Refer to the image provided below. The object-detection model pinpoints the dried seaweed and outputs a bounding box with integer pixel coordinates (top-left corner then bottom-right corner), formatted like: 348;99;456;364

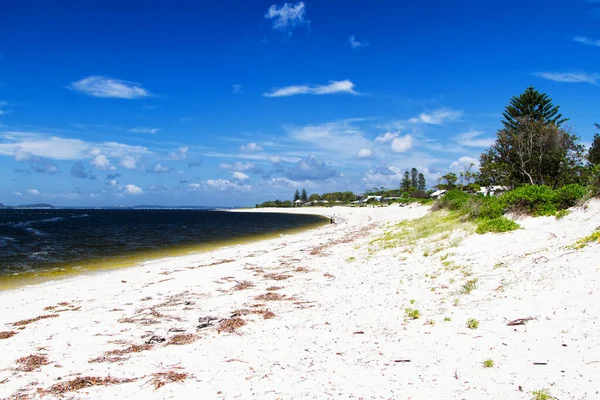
254;292;287;301
11;314;59;327
217;317;246;333
16;354;50;372
167;333;197;345
263;273;291;281
148;370;189;390
0;331;17;339
40;376;137;396
232;281;255;290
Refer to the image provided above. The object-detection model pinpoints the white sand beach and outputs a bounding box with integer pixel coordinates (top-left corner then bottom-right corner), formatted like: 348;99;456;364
1;203;599;399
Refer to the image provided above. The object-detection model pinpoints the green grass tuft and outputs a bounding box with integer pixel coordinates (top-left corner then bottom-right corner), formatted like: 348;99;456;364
531;389;553;400
483;358;494;368
460;278;478;294
476;217;520;234
404;308;420;320
466;318;479;329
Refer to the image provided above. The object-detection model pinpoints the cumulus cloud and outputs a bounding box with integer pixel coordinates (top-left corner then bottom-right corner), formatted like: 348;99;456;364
375;131;399;143
120;155;138;169
148;163;171;173
90;154;116;171
68;76;151;99
391;135;413;153
123;184;143;195
232;171;250;181
71;161;96;180
264;80;357;97
269;156;283;164
285;155;337;181
454;130;495;148
356;148;375;159
129;127;160;134
408;108;463;125
535;72;599;85
348;35;368;48
27;189;41;196
203;179;251;191
450;156;480;174
265;2;308;32
240;142;263;152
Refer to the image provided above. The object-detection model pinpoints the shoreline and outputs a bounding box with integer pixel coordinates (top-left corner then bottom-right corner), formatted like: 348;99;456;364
0;211;329;292
1;204;599;399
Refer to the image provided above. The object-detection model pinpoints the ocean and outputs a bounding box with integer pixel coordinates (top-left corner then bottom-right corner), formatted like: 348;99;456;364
0;209;325;287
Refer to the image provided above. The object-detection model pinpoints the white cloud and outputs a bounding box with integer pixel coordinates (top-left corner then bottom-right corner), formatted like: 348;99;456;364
90;154;116;170
269;156;283;164
454;130;495;148
356;148;375;159
0;133;151;161
285;155;338;181
232;171;250;181
168;146;188;160
391;135;413;153
264;80;357;97
574;36;600;46
220;161;255;171
206;179;251;191
348;35;368;48
123;184;143;195
240;142;263;152
68;76;151;99
120;155;138;169
375;131;399;143
149;163;171;173
535;72;599;85
27;189;41;196
408;108;462;125
265;2;308;32
232;84;242;93
450;156;480;172
0;101;11;115
129;127;160;134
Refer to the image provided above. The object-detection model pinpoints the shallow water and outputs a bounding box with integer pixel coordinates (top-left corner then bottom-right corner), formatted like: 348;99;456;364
0;209;325;287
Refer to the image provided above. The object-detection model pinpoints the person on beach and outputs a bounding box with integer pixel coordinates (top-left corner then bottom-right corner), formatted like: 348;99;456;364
330;216;335;224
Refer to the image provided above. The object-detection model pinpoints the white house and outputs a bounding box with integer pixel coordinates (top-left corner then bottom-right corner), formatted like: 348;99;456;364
477;186;511;197
429;189;447;199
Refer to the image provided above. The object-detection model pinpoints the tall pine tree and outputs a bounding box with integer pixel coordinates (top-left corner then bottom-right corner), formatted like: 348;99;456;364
410;168;418;188
588;124;600;165
502;86;567;130
417;173;426;191
293;189;300;202
401;171;411;192
301;188;308;202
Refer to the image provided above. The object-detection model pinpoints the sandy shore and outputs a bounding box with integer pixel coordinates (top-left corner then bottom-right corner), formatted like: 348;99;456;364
1;203;599;399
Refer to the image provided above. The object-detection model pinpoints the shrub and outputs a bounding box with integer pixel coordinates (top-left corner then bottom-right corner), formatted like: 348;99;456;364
437;190;470;211
531;389;553;400
483;359;494;368
554;184;587;208
500;185;556;214
404;308;420;319
476;217;520;234
474;196;505;219
466;318;479;329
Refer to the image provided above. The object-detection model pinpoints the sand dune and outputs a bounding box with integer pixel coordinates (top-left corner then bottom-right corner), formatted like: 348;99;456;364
1;203;599;399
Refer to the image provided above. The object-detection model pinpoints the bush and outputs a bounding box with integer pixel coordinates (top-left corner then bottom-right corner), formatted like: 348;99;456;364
554;184;587;208
476;217;520;234
436;190;470;211
474;196;505;219
500;185;556;214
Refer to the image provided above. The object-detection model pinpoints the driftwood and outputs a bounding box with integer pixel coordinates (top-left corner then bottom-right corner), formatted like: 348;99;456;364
507;317;535;326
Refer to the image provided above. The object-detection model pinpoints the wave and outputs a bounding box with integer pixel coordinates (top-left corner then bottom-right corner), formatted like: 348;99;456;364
24;227;45;236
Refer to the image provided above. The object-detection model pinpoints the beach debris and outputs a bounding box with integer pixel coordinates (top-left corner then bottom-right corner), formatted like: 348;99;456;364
11;314;59;327
0;331;17;339
167;333;198;346
145;335;166;344
197;316;220;329
40;376;138;396
168;327;186;333
394;359;411;363
148;370;189;390
254;292;289;301
217;317;246;334
89;344;153;363
507;317;536;326
233;281;255;290
353;331;365;335
263;273;292;281
231;309;275;320
533;362;548;365
266;286;283;291
16;354;50;372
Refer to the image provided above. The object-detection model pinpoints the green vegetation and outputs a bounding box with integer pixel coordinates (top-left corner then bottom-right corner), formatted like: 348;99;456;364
531;389;553;400
460;278;479;294
571;230;600;249
476;217;520;234
555;209;570;219
443;316;452;322
404;308;420;320
466;318;479;329
409;299;416;305
482;359;494;368
345;256;356;263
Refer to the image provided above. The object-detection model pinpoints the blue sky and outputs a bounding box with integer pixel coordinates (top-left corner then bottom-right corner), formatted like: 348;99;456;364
1;0;599;206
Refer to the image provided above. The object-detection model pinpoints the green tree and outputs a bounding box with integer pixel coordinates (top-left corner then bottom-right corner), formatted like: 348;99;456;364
437;173;458;190
587;124;600;165
401;171;411;192
480;117;584;188
301;188;308;202
308;193;322;202
502;86;567;130
410;168;418;188
293;189;300;202
417;173;426;191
